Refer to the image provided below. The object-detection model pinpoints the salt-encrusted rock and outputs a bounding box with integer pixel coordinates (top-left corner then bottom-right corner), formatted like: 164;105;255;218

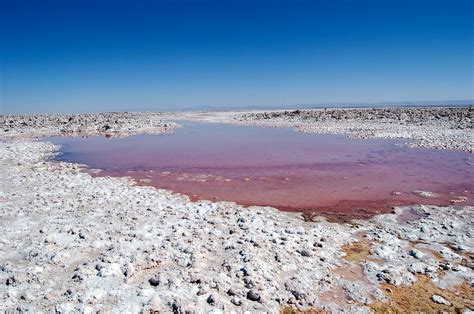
342;281;372;304
374;267;416;286
408;263;438;279
231;296;242;306
412;190;437;198
452;244;470;252
97;263;123;278
431;294;450;305
438;246;462;261
409;249;425;259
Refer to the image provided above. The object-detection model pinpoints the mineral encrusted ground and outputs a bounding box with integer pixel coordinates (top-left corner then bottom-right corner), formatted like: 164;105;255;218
0;109;473;312
166;107;473;152
0;112;178;139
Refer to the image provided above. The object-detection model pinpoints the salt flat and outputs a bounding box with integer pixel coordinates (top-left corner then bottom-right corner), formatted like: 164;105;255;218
0;108;472;312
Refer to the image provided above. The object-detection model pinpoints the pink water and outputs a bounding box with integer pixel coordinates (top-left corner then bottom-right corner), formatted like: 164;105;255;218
51;122;473;222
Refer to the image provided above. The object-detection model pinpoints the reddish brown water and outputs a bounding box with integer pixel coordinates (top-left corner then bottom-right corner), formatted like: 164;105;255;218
51;122;473;222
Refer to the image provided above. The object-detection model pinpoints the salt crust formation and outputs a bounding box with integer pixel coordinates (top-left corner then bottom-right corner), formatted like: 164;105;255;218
0;108;472;312
166;107;473;152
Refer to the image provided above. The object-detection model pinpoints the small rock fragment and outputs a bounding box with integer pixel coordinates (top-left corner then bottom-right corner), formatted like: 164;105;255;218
431;295;450;305
299;249;311;257
207;294;215;305
231;296;242;306
148;276;160;287
409;249;425;259
246;290;261;302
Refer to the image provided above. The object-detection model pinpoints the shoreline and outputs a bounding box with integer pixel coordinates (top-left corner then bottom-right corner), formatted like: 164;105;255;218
1;108;473;312
2;107;472;153
163;107;473;153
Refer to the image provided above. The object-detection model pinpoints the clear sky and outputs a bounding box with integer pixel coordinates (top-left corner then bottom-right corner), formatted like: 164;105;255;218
1;0;473;114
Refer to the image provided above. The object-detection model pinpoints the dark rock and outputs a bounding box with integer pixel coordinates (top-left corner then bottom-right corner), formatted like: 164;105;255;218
299;249;311;257
148;276;160;287
246;290;261;302
207;294;215;305
5;276;16;286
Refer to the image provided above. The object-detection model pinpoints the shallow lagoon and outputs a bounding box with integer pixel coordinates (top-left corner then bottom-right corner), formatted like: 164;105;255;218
51;122;473;221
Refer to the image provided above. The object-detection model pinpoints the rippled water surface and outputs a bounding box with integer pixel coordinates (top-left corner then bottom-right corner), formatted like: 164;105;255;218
50;122;473;221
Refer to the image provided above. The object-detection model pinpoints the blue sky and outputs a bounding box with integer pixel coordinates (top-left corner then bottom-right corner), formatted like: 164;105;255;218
1;0;473;113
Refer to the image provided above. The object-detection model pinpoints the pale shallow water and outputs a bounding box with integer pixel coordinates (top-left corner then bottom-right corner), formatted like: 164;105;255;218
50;122;473;221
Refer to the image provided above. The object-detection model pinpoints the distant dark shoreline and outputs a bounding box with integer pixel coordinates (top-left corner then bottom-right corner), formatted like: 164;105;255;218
2;101;472;115
162;100;473;113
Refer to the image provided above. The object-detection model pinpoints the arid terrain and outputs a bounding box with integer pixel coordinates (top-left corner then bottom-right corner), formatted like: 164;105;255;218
165;107;473;152
0;107;473;312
